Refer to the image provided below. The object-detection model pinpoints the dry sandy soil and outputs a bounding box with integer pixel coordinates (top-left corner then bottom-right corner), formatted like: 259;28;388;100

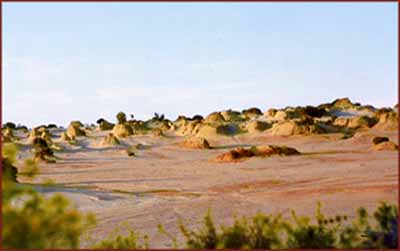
16;128;398;248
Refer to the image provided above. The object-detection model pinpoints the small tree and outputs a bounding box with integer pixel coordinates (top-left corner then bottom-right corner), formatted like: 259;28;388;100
3;122;16;129
32;137;55;162
116;112;127;124
2;143;96;249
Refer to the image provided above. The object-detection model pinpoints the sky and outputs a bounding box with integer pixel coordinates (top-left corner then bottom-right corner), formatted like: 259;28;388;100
3;2;398;127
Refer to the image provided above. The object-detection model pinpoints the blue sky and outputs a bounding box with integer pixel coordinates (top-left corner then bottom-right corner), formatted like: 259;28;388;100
3;2;398;127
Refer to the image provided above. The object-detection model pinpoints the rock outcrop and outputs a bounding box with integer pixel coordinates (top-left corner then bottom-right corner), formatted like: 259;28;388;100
100;133;120;146
246;121;270;133
112;123;133;138
178;137;211;149
67;122;86;138
373;141;398;151
269;120;325;136
242;107;262;119
215;145;300;162
205;112;225;123
373;111;398;131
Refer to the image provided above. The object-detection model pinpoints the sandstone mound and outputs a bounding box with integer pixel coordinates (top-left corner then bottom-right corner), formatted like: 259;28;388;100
373;111;398;131
251;145;300;156
178;137;211;149
70;121;84;128
246;120;270;133
355;105;376;116
196;123;240;138
67;122;86;138
273;110;288;121
333;117;350;127
242;107;262;119
374;108;393;117
269;120;325;136
221;110;244;122
131;121;148;134
272;108;311;122
28;128;40;143
281;107;324;121
348;116;377;129
40;129;53;142
265;108;278;118
331;97;354;109
285;108;307;120
112;123;133;138
152;128;164;137
100;133;120;146
196;124;219;138
174;116;188;128
175;120;202;136
215;147;255;162
372;136;389;145
215;145;300;162
59;132;75;142
205;112;225;123
28;127;53;144
373;141;398;151
155;120;172;131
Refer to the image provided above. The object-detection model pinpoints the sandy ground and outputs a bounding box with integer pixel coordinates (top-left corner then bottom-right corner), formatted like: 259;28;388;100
16;128;398;248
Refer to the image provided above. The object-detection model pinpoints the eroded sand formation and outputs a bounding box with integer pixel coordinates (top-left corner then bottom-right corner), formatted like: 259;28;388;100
2;98;398;248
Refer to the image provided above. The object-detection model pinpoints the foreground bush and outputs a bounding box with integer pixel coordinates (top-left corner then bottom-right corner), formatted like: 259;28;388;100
93;227;149;249
160;202;398;249
2;144;96;249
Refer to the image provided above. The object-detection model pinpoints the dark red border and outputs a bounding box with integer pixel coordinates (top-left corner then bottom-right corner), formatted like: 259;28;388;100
397;1;399;249
0;1;399;250
0;1;3;250
0;0;398;2
2;250;400;251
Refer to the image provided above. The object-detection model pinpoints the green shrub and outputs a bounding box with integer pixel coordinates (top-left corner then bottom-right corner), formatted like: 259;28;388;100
32;137;55;162
2;144;96;249
2;143;19;182
362;202;398;248
116;111;127;124
159;202;398;249
219;213;284;249
284;203;338;248
179;210;219;249
3;122;16;129
93;227;148;249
